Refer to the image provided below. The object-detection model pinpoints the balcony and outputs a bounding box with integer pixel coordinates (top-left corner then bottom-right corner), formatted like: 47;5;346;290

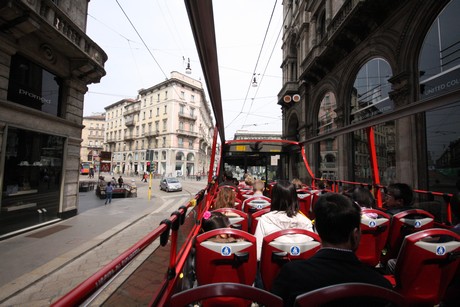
3;0;107;83
144;130;160;138
124;105;140;116
125;117;136;126
124;133;136;140
176;129;199;138
106;138;116;144
178;112;197;121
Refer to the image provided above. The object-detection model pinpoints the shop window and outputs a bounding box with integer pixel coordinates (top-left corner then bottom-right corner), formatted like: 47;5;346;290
7;54;62;117
1;127;64;236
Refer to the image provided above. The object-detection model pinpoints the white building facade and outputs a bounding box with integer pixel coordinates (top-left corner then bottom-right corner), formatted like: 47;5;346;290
104;72;214;178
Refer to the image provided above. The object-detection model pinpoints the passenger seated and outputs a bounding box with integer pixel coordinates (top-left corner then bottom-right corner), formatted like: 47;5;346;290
291;178;304;190
271;193;392;307
254;180;313;261
201;211;242;243
346;186;378;219
384;183;414;215
383;183;419;274
212;187;236;211
219;170;238;188
253;179;265;196
240;173;254;190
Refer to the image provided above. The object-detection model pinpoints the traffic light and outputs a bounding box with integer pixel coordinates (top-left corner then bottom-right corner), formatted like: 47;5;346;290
146;161;151;172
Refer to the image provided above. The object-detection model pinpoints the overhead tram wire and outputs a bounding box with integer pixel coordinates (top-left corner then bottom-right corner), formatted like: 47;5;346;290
115;0;168;80
225;0;278;131
115;0;189;102
242;3;286;129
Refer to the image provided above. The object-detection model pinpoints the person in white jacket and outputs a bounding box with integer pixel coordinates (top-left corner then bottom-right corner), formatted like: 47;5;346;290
254;180;314;261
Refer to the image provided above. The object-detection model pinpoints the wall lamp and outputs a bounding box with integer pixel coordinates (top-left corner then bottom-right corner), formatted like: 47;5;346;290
283;94;301;103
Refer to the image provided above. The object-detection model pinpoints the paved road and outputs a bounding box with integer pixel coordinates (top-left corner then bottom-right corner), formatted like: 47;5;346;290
0;175;206;306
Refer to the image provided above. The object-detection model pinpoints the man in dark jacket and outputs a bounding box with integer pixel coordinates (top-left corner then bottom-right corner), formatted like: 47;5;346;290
271;193;392;306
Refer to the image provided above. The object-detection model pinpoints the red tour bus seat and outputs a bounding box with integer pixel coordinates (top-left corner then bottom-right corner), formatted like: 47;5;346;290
242;196;271;214
294;282;406;307
168;282;283;307
249;207;270;234
355;209;391;267
260;228;321;291
389;228;460;306
297;191;319;219
194;228;257;286
383;209;434;263
213;208;249;232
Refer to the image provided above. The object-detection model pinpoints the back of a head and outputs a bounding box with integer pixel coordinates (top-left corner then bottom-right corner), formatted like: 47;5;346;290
387;183;414;206
253;179;264;192
314;193;361;244
271;180;298;217
224;170;233;180
292;178;303;190
244;175;254;186
202;211;230;232
215;187;235;209
352;187;375;208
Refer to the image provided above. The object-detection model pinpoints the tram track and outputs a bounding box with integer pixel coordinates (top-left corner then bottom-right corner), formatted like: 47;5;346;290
0;180;205;306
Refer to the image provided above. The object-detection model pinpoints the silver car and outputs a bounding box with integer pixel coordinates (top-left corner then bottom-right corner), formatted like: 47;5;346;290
160;177;182;192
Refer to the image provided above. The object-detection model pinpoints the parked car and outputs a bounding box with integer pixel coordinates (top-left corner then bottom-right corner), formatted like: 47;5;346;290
160;177;182;192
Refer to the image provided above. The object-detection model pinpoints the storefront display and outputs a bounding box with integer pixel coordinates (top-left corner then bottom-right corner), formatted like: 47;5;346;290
1;127;65;236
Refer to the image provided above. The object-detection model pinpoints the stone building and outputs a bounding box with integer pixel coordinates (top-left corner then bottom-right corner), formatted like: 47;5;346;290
80;114;105;173
0;0;106;237
104;71;214;178
279;0;460;192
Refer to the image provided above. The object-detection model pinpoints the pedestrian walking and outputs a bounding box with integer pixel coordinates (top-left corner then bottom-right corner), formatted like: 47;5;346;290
118;176;124;188
105;182;113;205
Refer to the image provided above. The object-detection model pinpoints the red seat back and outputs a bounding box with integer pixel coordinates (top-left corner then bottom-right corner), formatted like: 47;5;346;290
233;198;243;211
384;209;434;262
195;228;257;286
294;283;406;307
392;228;460;305
249;208;270;234
260;229;321;291
168;282;283;307
213;208;248;232
356;209;391;267
243;196;271;214
297;192;320;219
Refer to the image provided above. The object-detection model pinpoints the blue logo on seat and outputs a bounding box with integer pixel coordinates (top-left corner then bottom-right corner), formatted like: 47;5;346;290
436;246;446;256
290;246;300;256
369;220;376;228
221;246;231;256
414;220;421;228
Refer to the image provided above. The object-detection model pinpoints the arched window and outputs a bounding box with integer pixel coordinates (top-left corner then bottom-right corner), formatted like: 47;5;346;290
317;92;337;135
187;153;195;162
176;152;184;161
317;92;338;180
350;58;393;123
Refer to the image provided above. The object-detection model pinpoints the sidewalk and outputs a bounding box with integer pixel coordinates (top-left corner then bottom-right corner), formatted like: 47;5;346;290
0;175;204;306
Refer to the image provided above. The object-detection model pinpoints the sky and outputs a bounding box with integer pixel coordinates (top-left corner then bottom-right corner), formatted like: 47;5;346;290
85;0;284;140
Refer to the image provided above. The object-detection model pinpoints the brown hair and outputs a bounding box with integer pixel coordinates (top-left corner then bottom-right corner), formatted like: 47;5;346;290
214;187;236;209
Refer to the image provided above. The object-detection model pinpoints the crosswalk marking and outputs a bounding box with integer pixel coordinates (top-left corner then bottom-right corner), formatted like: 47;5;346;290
152;197;190;214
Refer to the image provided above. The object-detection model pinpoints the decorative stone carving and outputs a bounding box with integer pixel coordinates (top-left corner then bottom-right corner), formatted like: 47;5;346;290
388;72;411;107
40;44;56;63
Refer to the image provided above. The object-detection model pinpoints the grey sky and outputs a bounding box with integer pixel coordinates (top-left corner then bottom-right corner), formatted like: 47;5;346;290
85;0;283;139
